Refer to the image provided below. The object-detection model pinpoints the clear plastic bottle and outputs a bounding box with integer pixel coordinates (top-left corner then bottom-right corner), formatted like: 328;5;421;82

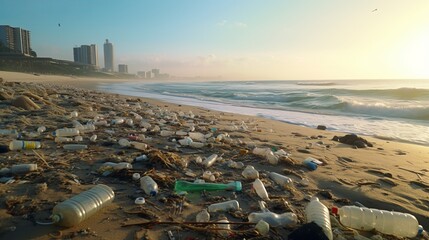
0;129;19;137
76;124;96;133
10;164;38;174
332;206;422;238
202;154;218;168
265;151;279;165
51;184;115;227
196;209;210;222
140;176;159;196
9;140;41;150
54;128;80;137
55;137;73;143
131;141;147;150
242;165;259;180
63;144;88;150
269;172;293;189
248;201;298;227
208;200;240;212
253;179;269;200
305;197;333;240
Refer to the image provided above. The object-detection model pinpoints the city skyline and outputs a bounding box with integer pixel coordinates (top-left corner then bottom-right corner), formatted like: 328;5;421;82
1;0;429;79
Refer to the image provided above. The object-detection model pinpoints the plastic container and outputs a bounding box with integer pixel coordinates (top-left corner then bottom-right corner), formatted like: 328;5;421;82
51;184;115;227
174;180;242;192
305;197;333;240
0;129;19;137
132;173;141;181
135;154;148;162
217;218;231;237
9;140;41;150
303;157;319;171
202;154;218;168
76;124;96;133
248;201;298;227
140;176;159;196
269;172;293;189
10;164;38;174
332;206;422;238
253;147;270;156
63;144;87;150
196;209;210;222
253;179;269;200
208;200;240;212
131;141;147;150
242;165;259;180
255;220;270;235
55;137;73;143
265;151;279;165
202;171;216;181
54;128;80;137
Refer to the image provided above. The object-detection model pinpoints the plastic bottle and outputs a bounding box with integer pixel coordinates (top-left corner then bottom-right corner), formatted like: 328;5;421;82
74;136;83;142
248;201;298;227
189;132;205;142
217;218;231;237
135;154;148;162
160;130;175;137
54;128;80;137
255;220;270;235
265;151;279;165
269;172;293;189
9;140;41;150
63;144;88;150
208;200;240;212
112;118;124;125
131;141;147;150
55;137;73;143
101;162;133;170
202;154;218;168
174;180;242;192
51;184;115;227
10;164;38;174
196;209;210;222
0;129;19;137
332;206;422;238
303;157;319;171
253;179;269;200
253;147;270;156
140;176;159;196
76;124;96;133
305;197;333;240
178;137;193;146
242;165;259;180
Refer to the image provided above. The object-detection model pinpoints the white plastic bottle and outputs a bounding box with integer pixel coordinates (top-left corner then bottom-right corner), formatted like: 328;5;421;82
332;206;422;238
140;176;159;196
242;165;259;180
248;201;298;227
54;128;80;137
208;200;240;212
305;197;333;240
202;154;218;168
51;184;115;227
9;140;41;150
253;179;269;200
269;172;293;189
10;164;38;174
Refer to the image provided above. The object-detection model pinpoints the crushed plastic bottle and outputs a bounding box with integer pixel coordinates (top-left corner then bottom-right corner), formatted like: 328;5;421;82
208;200;240;212
248;201;298;227
202;154;218;168
269;172;293;189
253;179;269;200
242;165;259;179
196;209;210;222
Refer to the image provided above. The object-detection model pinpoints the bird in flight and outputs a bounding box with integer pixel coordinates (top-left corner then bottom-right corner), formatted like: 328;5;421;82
372;8;378;12
58;23;61;27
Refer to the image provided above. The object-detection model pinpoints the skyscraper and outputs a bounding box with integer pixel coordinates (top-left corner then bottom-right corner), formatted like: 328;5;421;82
104;39;114;72
72;44;99;67
118;64;128;73
0;25;31;56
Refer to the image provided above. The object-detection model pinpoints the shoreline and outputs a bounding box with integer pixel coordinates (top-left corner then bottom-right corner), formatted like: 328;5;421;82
1;71;429;239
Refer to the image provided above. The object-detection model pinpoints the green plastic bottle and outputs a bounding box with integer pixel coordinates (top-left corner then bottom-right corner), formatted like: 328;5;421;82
174;180;242;192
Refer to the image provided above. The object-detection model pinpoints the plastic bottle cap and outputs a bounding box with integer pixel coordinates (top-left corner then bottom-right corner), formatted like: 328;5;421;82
51;214;61;223
234;181;242;191
331;206;339;215
418;225;424;235
0;145;9;153
150;190;157;196
135;197;145;205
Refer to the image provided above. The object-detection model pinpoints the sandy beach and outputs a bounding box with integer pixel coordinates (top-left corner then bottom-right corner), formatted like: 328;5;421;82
0;71;429;240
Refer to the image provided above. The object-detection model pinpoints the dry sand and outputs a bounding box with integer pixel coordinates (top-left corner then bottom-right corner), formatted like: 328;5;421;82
0;71;428;240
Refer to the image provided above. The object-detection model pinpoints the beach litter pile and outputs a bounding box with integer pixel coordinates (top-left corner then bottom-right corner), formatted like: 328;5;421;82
0;80;427;240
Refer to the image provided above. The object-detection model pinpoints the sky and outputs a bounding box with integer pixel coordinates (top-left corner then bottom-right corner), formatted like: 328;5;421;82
2;0;429;80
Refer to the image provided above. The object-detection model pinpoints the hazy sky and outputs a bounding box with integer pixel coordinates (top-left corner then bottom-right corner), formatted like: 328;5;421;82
2;0;429;80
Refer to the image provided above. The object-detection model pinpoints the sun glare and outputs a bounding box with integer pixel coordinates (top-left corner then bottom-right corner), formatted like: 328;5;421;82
396;31;429;78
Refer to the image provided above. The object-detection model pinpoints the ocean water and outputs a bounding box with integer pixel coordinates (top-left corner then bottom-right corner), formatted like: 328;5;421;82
99;80;429;145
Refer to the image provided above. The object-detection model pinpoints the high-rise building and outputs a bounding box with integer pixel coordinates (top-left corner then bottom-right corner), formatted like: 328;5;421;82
145;71;152;79
151;68;160;78
0;25;31;56
104;39;114;72
118;64;128;73
72;44;98;67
